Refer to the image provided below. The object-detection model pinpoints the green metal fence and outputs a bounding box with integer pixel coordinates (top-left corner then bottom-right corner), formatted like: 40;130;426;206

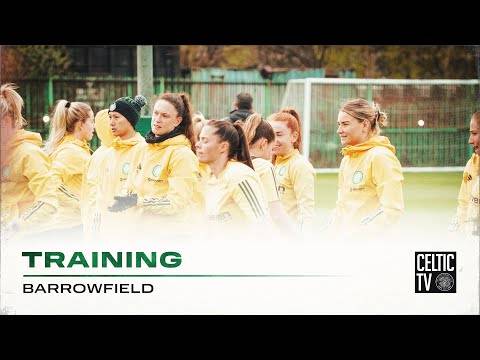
15;76;288;142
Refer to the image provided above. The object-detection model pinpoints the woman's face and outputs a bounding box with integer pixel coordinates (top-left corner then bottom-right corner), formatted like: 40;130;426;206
195;125;225;164
78;111;95;141
469;117;479;155
151;100;182;136
1;110;16;145
337;111;369;146
269;121;296;156
109;111;133;139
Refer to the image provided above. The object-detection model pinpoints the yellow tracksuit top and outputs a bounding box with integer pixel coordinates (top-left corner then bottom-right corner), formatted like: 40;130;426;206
49;134;91;229
101;133;146;204
128;134;202;232
201;160;268;225
80;144;111;236
1;129;58;232
333;135;404;230
252;157;280;204
455;153;479;234
80;109;115;235
274;148;315;228
96;133;146;234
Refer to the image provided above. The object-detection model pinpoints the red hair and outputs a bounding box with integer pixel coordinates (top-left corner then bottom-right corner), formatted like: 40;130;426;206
267;107;302;151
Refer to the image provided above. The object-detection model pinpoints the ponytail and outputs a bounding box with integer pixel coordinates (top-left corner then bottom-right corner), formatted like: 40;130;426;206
44;100;93;155
242;113;263;145
45;100;69;155
232;122;254;169
0;83;27;129
280;107;302;150
159;92;196;152
207;119;254;170
372;102;388;131
179;92;196;151
241;113;275;147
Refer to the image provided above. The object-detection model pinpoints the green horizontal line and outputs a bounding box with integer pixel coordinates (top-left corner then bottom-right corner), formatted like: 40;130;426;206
23;274;342;278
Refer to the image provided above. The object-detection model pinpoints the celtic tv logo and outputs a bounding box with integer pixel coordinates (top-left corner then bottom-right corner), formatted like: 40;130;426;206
415;252;456;293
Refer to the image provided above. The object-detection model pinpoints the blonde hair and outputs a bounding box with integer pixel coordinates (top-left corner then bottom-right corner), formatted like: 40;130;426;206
192;111;207;140
44;100;93;155
242;113;275;146
340;98;388;136
192;111;206;124
0;83;27;129
472;111;480;124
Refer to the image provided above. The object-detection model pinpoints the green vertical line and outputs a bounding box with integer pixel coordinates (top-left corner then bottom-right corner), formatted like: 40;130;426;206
25;82;31;119
159;77;164;94
264;80;271;115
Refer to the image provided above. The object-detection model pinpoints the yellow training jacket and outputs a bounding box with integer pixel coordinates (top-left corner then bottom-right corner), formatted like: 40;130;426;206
96;133;146;234
128;134;202;233
102;133;146;203
455;153;479;235
201;160;268;226
274;149;315;229
252;157;280;204
80;109;114;237
1;129;58;233
332;135;404;231
49;134;91;229
80;144;111;236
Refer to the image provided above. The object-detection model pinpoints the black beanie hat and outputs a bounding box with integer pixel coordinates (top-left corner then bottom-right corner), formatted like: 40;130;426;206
108;95;147;127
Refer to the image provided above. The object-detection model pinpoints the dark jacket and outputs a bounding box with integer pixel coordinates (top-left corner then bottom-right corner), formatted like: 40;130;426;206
224;109;253;123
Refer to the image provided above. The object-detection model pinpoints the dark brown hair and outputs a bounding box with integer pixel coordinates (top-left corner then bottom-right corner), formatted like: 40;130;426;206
207;119;254;169
158;92;196;151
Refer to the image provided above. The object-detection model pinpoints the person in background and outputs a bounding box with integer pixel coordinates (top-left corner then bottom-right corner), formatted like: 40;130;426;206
223;92;254;123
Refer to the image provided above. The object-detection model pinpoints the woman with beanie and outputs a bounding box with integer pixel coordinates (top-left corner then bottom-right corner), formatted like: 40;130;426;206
92;95;147;236
267;108;315;233
44;99;94;234
1;83;58;237
330;98;404;236
110;92;201;236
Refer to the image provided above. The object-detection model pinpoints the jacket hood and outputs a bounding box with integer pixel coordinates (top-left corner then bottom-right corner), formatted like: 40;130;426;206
94;109;115;147
341;136;396;157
